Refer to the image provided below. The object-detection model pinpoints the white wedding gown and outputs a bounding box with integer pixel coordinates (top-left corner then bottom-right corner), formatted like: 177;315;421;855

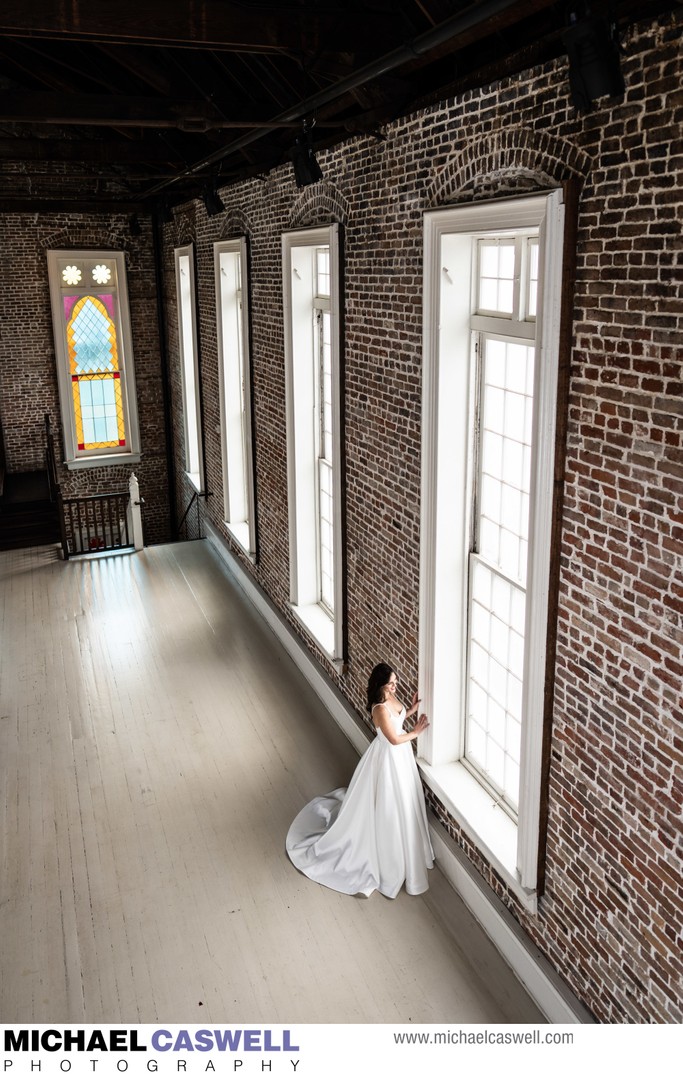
286;705;434;898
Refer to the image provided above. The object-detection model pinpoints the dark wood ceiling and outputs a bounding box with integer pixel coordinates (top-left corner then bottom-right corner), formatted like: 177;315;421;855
0;0;674;213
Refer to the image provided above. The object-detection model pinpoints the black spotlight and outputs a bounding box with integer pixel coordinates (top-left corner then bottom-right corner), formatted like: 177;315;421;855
291;120;323;188
563;6;625;111
202;181;225;216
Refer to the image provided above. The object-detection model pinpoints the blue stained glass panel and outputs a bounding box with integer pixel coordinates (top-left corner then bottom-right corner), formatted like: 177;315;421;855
79;379;119;444
72;299;115;374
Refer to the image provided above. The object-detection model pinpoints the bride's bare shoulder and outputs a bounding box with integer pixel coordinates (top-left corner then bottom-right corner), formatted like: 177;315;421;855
370;701;390;726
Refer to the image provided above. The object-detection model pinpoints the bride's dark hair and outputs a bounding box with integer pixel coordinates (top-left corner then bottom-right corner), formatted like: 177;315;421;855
366;663;395;711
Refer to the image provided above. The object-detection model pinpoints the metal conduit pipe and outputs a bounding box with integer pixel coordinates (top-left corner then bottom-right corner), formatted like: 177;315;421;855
145;0;532;199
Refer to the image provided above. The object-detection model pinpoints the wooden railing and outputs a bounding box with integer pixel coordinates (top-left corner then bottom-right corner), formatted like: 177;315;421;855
60;490;133;558
44;414;144;560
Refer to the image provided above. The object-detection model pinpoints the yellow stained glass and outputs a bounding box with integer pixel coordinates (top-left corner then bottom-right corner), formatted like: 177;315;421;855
66;295;126;450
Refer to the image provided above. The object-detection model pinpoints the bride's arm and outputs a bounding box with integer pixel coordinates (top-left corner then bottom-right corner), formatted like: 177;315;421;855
373;703;429;746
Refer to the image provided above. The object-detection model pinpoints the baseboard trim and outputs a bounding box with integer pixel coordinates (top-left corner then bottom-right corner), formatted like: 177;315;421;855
204;523;593;1025
205;522;368;756
427;822;594;1024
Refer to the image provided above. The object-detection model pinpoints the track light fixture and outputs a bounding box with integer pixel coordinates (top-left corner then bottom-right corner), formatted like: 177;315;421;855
156;200;174;224
202;181;225;216
291;118;323;188
563;4;624;111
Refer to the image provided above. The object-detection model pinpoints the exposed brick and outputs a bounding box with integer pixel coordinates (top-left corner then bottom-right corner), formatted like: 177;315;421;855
0;5;680;1028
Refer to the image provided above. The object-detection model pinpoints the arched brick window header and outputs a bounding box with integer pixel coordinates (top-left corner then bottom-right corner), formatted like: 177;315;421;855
428;127;591;206
217;209;253;240
289;182;350;229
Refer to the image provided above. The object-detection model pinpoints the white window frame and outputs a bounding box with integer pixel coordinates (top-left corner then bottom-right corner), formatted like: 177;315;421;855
282;225;344;665
47;249;141;469
174;245;204;492
418;192;565;907
214;237;257;559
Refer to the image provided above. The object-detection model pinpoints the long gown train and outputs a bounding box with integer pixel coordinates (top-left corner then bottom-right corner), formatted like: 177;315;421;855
286;706;434;898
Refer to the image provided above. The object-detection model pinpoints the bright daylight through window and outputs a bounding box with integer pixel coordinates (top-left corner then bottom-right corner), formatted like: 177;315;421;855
282;225;344;664
420;193;565;904
214;237;257;559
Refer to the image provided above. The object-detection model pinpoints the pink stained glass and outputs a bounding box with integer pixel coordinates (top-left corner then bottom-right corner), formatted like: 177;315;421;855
64;292;115;321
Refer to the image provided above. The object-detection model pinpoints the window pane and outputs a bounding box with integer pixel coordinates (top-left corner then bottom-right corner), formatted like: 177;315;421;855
484;385;505;434
481;430;503;481
66;292;126;449
477;239;515;315
466;558;526;812
481;474;502;525
478;338;535;586
316;247;330;298
178;254;201;478
469;330;536;812
318;453;334;613
218;247;251;530
527;238;539;318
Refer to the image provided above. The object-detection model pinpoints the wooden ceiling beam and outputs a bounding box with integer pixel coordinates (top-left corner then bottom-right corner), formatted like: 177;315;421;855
0;137;181;163
0;197;147;213
0;1;406;55
0;92;325;131
93;44;173;96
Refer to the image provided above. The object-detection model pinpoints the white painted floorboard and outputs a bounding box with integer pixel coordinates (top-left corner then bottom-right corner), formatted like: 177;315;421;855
0;541;543;1024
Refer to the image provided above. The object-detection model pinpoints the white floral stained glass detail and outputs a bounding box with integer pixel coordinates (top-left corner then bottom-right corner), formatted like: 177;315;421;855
92;264;112;284
62;265;82;286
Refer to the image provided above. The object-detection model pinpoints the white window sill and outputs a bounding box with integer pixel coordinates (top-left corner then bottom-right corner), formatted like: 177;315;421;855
289;602;343;671
66;452;141;470
186;470;204;493
225;521;256;562
417;757;537;912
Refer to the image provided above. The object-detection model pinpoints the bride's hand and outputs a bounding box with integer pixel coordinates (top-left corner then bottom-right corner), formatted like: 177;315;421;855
414;713;429;734
409;690;421;716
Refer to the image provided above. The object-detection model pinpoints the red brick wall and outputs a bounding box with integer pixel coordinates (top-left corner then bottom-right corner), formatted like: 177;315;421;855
161;11;682;1021
0;213;172;545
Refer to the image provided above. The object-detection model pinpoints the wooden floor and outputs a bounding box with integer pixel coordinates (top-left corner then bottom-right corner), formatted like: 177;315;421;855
0;540;543;1024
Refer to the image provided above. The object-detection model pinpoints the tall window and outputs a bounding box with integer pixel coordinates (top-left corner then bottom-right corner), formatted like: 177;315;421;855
314;247;335;613
214;238;257;558
282;225;344;664
466;236;539;816
420;193;565;902
47;250;140;468
174;245;204;492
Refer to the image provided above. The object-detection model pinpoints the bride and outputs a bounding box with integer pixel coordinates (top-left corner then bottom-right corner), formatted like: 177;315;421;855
286;663;434;898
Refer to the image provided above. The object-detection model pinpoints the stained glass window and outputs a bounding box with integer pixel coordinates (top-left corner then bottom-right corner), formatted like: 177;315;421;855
47;251;140;466
66;295;126;449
